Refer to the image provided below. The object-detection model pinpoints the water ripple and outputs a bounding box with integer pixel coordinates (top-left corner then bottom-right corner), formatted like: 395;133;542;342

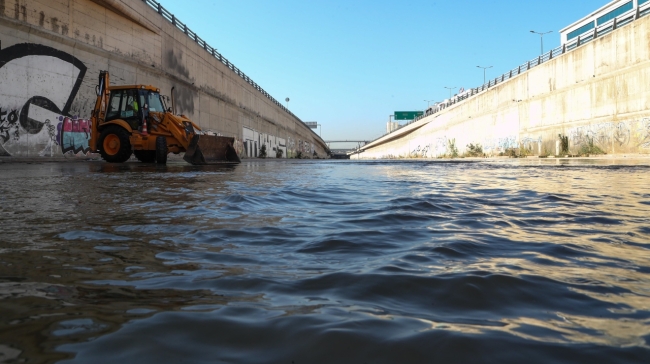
1;160;649;363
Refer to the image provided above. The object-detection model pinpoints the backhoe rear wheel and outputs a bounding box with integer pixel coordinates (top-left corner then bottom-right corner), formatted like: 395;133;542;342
134;150;156;163
99;125;132;163
155;136;168;165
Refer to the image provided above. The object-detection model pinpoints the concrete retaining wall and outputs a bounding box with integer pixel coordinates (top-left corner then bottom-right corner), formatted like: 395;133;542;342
355;12;650;159
0;0;326;159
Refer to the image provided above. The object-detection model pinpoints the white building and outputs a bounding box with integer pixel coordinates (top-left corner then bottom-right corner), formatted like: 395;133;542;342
560;0;650;44
386;121;400;134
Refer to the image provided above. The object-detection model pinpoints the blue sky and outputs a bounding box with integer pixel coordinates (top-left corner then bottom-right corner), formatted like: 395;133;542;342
158;0;609;143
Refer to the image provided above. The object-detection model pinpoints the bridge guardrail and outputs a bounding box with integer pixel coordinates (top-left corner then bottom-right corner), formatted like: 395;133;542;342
382;2;650;140
141;0;311;128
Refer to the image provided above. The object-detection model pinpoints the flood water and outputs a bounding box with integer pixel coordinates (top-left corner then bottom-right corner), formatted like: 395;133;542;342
0;159;649;363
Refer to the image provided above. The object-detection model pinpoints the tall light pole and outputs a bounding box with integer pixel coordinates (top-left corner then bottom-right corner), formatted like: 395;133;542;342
424;100;434;108
285;97;290;108
476;65;492;84
530;30;552;55
444;87;456;99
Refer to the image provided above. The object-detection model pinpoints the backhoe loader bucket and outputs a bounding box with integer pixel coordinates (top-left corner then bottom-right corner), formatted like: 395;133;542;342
183;135;242;165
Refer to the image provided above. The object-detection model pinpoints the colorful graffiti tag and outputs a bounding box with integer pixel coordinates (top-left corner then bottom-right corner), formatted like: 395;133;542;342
57;117;92;154
0;43;88;156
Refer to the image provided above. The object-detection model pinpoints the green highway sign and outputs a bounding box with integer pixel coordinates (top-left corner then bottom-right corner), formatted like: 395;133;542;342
394;111;424;120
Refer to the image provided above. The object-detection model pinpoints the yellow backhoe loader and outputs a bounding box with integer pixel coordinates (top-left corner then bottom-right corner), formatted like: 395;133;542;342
88;71;241;165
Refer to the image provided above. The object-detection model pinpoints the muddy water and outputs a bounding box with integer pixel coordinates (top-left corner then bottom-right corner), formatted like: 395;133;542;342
0;159;649;363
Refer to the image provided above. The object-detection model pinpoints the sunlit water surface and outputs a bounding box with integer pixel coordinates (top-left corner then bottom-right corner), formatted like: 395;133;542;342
0;159;649;363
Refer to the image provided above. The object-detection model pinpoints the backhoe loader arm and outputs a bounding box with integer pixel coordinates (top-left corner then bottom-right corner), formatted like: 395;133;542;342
89;71;110;152
159;113;194;150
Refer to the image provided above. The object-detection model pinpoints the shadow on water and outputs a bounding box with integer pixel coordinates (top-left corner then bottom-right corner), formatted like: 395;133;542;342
91;161;239;174
0;159;649;363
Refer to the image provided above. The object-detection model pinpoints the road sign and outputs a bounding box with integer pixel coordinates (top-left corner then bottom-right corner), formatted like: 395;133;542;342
305;122;318;129
394;111;424;120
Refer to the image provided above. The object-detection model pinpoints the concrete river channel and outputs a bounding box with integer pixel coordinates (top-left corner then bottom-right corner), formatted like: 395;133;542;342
0;158;649;363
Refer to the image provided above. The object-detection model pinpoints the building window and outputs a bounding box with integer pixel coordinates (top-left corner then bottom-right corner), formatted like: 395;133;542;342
597;1;634;25
639;0;649;5
567;21;595;40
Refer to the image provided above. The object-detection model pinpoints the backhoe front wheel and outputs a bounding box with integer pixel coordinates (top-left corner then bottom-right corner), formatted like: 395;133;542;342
155;136;168;165
99;126;132;163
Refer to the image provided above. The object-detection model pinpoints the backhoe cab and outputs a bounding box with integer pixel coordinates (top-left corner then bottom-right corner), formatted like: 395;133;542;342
88;71;241;165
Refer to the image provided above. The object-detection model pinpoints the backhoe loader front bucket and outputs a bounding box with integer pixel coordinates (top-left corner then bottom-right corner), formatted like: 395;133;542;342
183;135;242;165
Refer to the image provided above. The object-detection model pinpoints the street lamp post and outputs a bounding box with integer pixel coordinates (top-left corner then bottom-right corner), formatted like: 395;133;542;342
285;97;290;108
444;87;457;99
424;100;434;108
476;65;492;84
530;30;552;55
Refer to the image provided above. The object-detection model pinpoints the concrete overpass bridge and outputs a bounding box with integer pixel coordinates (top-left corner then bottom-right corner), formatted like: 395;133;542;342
325;141;370;159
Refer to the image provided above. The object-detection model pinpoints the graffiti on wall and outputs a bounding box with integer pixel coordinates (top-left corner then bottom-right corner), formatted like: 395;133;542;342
564;118;650;152
432;137;447;157
233;138;245;157
521;136;542;148
281;138;313;157
569;122;613;150
410;144;431;158
637;118;650;148
613;122;631;147
242;127;289;158
483;135;518;152
0;108;19;156
0;43;88;156
57;117;91;154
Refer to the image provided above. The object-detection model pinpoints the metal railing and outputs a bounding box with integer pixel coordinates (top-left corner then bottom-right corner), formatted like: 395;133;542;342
383;2;650;139
141;0;305;126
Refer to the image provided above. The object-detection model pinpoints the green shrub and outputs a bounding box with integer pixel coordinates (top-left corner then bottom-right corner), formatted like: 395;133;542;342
558;134;569;154
465;143;484;157
579;137;605;156
447;138;459;158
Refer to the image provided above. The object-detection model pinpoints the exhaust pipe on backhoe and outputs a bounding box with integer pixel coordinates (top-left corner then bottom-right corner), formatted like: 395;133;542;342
170;86;177;115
